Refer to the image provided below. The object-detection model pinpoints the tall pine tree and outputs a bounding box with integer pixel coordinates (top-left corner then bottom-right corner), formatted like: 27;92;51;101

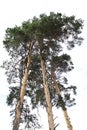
3;12;83;130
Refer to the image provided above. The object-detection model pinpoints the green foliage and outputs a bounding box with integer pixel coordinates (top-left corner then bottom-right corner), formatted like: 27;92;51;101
6;86;20;106
51;54;74;72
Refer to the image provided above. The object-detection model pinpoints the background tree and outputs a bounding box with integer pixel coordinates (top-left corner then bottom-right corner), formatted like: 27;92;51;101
3;12;83;130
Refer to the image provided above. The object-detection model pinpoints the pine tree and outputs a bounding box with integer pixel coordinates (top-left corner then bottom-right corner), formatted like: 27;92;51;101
3;24;40;130
3;12;83;130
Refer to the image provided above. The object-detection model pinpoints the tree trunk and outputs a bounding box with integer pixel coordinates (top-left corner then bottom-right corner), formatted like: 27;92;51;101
13;41;34;130
52;72;73;130
39;43;55;130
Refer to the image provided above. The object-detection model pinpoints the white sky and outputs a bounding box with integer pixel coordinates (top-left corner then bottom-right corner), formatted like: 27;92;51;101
0;0;87;130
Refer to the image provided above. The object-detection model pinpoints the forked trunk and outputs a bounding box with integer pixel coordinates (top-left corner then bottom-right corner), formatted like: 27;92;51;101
13;41;34;130
52;72;73;130
39;43;55;130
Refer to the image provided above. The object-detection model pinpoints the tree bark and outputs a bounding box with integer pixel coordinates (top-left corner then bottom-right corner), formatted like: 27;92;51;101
39;43;55;130
52;72;73;130
13;41;34;130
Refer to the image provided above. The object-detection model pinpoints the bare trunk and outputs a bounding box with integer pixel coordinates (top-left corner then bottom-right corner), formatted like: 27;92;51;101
13;41;34;130
52;72;73;130
39;43;54;130
62;108;73;130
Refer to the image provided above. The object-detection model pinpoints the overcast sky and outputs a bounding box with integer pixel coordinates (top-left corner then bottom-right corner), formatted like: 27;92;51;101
0;0;87;130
